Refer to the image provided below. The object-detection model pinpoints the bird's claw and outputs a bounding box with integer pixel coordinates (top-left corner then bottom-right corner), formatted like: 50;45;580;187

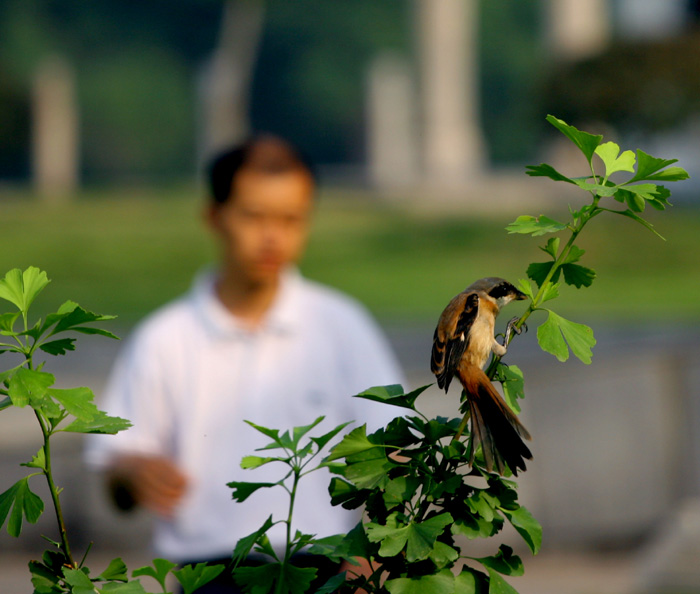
504;317;526;346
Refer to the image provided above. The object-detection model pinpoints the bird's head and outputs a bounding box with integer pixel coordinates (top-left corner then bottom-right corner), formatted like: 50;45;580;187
468;277;527;310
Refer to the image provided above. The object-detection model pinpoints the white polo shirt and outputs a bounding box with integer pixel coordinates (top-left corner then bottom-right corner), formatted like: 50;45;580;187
86;268;404;562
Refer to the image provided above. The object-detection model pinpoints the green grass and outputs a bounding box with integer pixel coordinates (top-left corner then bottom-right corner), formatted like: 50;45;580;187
1;185;699;328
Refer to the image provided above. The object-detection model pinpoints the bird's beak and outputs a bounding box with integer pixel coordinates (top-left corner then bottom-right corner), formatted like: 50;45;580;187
514;289;528;301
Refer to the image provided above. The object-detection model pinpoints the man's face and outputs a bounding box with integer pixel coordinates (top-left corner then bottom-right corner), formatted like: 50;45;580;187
208;169;314;286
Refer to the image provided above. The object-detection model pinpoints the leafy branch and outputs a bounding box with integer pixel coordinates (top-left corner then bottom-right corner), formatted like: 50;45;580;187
228;416;353;594
0;267;224;593
500;115;688;366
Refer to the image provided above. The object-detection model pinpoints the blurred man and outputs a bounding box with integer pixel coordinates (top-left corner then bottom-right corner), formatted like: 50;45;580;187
86;136;403;592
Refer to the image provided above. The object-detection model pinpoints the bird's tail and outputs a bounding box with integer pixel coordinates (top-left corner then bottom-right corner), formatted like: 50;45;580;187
458;363;532;476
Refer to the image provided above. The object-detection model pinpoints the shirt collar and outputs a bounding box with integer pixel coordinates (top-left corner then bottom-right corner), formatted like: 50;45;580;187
192;267;303;338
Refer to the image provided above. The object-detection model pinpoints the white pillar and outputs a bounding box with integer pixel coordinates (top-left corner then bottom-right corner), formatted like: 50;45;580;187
417;0;485;186
366;53;419;189
32;55;79;201
547;0;611;61
197;0;265;162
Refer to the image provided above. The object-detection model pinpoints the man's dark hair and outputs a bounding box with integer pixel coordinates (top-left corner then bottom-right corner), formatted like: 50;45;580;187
207;135;316;205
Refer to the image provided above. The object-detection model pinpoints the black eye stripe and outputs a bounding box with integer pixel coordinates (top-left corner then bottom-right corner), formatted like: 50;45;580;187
488;283;512;298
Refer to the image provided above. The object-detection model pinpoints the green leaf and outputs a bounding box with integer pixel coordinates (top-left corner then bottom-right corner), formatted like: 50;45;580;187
526;262;555;288
562;263;596;288
572;179;618;196
516;279;534;301
98;558;129;582
467;491;499;523
328;425;377;461
494;364;524;413
228;480;279;503
328;477;367;510
429;541;460;568
614;188;646;212
486;570;519;594
595;142;635;178
241;455;282;469
539;282;560;304
539;237;560;259
524;163;574;184
452;514;504;540
341;447;395;490
502;506;542;554
537;310;596;364
546;115;603;164
48;303;118;339
132;558;177;592
29;559;63;594
62;567;96;594
599;207;665;240
0;267;50;312
233;563;316;594
8;368;54;408
232;515;277;566
385;569;455;594
173;562;226;594
454;568;487;594
291;416;325;448
475;545;524;577
506;215;567;237
0;311;20;334
647;185;672;210
366;512;453;562
99;581;148;594
21;447;46;471
39;338;77;356
354;383;430;411
310;421;353;451
244;420;291;451
382;476;421;507
625;183;663;205
629;149;688;183
49;387;98;422
62;410;132;434
0;478;45;537
314;572;348;594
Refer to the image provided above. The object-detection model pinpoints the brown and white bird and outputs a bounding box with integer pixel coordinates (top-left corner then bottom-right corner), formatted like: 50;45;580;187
431;277;532;475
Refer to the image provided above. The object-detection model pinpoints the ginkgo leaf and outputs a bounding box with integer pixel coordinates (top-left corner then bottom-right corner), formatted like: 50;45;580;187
546;115;603;164
474;545;524;577
629;150;687;182
506;215;567;237
0;268;50;313
537;310;596;364
525;163;574;183
594;141;636;177
0;477;44;537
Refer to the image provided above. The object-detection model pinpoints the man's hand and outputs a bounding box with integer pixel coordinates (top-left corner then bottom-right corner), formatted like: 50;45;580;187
107;454;189;518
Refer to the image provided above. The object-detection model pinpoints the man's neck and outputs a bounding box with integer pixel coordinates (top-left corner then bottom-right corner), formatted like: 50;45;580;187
214;269;281;328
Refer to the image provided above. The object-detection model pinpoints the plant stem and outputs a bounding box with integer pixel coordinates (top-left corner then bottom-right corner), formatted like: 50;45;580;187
35;410;75;568
275;464;300;594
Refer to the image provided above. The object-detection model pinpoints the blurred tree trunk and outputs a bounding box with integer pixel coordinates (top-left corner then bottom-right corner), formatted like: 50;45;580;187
416;0;485;186
32;55;79;202
197;0;266;162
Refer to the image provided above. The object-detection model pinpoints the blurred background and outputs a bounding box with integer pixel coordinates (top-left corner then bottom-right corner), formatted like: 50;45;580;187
1;1;700;593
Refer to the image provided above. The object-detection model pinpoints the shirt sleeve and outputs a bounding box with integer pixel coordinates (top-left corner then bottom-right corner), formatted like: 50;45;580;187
84;323;176;469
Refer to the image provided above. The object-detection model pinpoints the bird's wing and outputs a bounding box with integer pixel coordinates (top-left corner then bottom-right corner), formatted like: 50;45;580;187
431;291;479;391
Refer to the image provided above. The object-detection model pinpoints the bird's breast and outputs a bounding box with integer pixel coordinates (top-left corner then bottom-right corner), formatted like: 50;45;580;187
465;312;495;369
